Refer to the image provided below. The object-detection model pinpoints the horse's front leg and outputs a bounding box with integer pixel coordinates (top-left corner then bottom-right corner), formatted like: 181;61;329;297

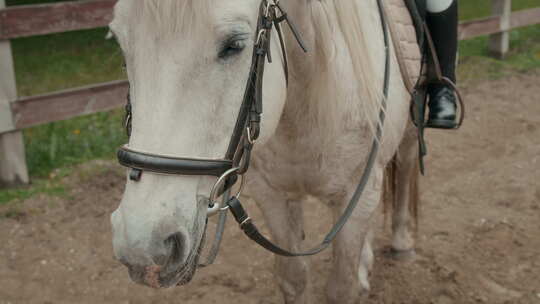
247;175;309;304
391;128;419;259
326;167;383;304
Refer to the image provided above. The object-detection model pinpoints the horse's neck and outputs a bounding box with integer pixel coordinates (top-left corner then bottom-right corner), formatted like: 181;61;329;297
278;0;386;142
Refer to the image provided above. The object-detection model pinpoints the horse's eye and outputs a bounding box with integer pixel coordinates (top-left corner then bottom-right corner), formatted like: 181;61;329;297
218;39;246;59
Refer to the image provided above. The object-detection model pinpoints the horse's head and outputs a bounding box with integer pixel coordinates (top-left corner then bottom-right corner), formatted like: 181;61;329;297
109;0;288;288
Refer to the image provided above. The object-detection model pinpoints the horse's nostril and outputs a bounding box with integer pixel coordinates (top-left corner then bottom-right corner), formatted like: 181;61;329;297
161;232;186;266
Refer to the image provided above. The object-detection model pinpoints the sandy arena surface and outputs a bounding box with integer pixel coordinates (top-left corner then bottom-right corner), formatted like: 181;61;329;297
1;71;539;304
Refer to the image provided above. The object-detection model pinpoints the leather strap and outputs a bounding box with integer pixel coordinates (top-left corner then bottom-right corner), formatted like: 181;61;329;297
409;22;466;174
226;1;306;161
224;0;391;257
198;190;230;268
117;146;233;177
423;23;465;128
118;1;305;180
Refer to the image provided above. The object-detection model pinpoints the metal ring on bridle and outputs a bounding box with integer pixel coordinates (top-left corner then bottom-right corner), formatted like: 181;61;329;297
246;127;257;145
207;167;245;216
218;173;245;212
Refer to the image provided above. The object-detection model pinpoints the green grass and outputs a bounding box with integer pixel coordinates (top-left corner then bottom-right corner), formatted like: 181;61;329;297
0;167;69;205
458;26;540;81
11;27;128;179
1;0;539;204
8;0;127;181
459;0;539;20
13;28;125;96
1;3;128;204
458;0;540;80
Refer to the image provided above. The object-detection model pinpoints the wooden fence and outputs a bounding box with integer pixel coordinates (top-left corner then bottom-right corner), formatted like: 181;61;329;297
0;0;539;185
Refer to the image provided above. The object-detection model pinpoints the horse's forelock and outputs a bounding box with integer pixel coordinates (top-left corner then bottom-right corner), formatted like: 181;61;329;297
134;0;213;35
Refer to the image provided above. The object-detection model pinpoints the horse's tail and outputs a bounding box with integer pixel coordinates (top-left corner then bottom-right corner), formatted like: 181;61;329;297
383;154;420;231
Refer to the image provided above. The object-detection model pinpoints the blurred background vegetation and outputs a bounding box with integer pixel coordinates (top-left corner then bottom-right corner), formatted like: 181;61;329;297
1;0;539;204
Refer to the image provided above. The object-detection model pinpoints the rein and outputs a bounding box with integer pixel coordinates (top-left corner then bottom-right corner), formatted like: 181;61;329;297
117;0;391;260
226;0;391;257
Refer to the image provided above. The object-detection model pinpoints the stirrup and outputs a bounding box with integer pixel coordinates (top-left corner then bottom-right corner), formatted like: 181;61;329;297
426;78;464;130
425;118;458;129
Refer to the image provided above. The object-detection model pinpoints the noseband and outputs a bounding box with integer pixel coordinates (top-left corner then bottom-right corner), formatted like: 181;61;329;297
117;0;391;258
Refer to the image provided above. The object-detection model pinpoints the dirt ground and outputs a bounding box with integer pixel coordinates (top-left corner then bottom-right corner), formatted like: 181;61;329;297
1;71;539;304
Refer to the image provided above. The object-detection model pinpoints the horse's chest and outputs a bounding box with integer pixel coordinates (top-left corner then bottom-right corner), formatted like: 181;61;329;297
253;130;373;196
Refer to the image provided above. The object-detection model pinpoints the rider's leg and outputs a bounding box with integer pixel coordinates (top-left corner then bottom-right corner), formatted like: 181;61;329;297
425;0;459;129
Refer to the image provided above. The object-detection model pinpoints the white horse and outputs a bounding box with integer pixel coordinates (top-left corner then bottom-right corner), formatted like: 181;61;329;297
110;0;419;303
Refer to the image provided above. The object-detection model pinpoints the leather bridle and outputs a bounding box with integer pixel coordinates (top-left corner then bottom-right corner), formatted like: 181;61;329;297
118;0;305;213
117;0;391;259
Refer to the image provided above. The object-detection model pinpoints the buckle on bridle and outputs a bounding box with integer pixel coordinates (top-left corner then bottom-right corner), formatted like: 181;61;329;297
208;168;246;216
246;126;258;145
255;29;268;47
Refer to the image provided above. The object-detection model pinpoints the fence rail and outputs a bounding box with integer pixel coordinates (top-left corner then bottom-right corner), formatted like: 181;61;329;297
0;0;115;39
0;0;539;185
2;0;539;41
459;7;540;39
12;80;128;129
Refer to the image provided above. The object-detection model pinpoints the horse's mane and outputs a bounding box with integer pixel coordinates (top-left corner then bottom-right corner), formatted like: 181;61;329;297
307;0;386;140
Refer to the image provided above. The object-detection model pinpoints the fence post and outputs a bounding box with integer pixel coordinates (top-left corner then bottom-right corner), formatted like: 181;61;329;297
0;0;29;186
489;0;512;59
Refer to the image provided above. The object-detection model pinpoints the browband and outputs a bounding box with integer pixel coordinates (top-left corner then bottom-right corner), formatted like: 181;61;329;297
117;146;233;178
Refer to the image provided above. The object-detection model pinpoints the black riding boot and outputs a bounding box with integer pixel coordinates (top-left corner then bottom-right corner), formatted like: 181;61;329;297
425;0;459;129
